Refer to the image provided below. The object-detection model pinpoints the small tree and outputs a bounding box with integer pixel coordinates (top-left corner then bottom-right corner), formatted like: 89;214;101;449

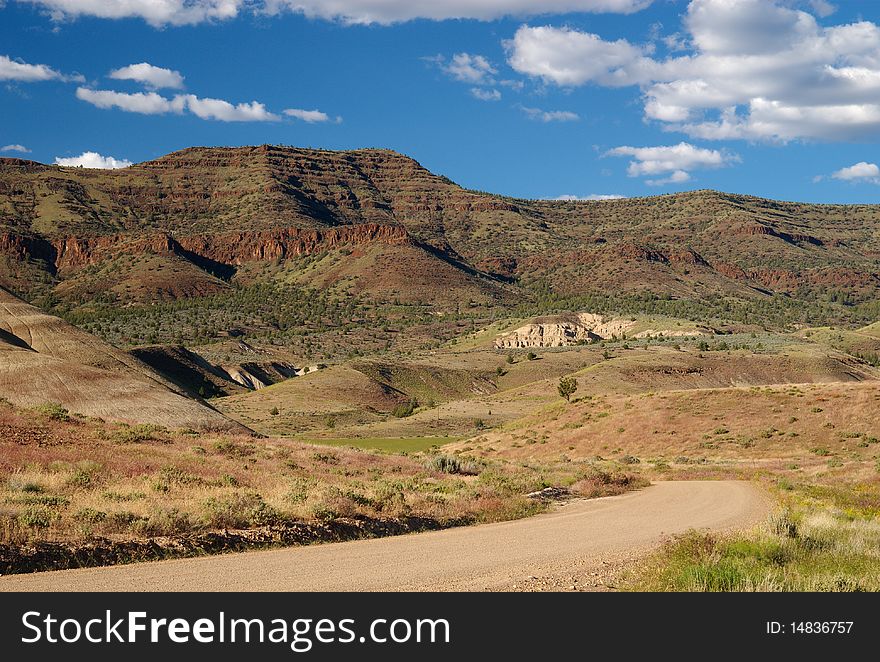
558;376;578;402
506;353;515;364
527;352;537;361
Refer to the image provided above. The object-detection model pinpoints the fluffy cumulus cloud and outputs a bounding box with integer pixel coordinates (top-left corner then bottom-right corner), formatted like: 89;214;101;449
1;144;31;153
519;105;579;122
54;151;132;169
109;63;185;90
0;54;68;82
829;161;880;184
182;94;279;121
76;87;281;121
263;1;654;25
605;142;738;185
507;0;880;142
15;0;244;27
284;108;339;123
76;87;185;115
506;26;655;87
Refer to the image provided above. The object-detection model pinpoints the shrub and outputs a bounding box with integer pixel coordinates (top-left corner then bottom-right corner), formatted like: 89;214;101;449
426;455;483;476
17;507;57;528
150;467;205;492
311;452;339;465
771;512;799;538
66;462;103;488
33;402;70;422
111;423;165;444
7;475;44;493
392;400;418;418
74;508;107;523
202;493;280;529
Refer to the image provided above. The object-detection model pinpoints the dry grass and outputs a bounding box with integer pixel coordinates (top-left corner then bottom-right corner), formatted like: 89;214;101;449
0;401;642;560
626;486;880;592
458;381;880;480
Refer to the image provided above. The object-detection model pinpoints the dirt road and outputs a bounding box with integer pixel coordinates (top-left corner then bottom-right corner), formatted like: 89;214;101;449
0;481;768;592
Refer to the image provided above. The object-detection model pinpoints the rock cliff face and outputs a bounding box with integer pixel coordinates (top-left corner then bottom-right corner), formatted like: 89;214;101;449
495;313;713;348
6;224;412;272
175;224;411;265
495;314;632;348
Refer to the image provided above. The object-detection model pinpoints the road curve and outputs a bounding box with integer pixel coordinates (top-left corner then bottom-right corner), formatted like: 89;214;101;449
0;481;768;592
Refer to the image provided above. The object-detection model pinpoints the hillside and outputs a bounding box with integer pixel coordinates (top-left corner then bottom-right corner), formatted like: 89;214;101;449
1;146;879;321
0;286;247;431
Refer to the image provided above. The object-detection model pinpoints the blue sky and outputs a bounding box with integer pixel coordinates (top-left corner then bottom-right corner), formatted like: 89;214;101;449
2;0;880;203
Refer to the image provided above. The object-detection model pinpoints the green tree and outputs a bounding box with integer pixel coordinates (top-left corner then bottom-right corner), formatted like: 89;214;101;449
558;376;578;402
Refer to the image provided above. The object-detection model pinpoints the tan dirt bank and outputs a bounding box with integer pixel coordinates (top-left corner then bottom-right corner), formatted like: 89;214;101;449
0;481;769;592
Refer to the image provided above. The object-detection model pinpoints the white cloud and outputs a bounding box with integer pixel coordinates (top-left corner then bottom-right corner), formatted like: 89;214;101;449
0;54;64;81
263;1;654;25
1;144;31;153
519;105;579;122
554;194;625;200
180;94;279;122
443;53;497;84
109;63;185;90
506;25;655;87
432;53;509;101
76;87;184;115
645;170;691;186
284;108;339;123
17;0;656;26
16;0;244;27
506;0;880;142
54;151;132;169
829;161;880;183
807;0;835;18
605;141;738;184
76;87;280;122
471;87;501;101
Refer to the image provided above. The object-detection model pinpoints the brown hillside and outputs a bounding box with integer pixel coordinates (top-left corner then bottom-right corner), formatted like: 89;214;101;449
1;146;879;308
0;286;247;432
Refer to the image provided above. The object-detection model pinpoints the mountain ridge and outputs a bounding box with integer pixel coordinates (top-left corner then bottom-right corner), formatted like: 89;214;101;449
1;145;879;311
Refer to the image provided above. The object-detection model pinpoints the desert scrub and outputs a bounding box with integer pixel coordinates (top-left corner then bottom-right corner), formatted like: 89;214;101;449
571;467;648;498
0;403;647;567
391;400;418;418
425;455;483;476
202;492;281;529
628;506;880;592
108;423;166;444
31;403;70;422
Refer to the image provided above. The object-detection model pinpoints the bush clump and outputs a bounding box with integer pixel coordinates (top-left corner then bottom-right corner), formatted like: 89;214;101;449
391;400;418;418
426;455;483;476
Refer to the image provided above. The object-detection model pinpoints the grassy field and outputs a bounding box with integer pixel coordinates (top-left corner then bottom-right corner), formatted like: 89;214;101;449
626;482;880;591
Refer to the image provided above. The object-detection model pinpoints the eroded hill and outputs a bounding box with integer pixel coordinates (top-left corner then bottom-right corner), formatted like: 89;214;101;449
0;286;248;432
